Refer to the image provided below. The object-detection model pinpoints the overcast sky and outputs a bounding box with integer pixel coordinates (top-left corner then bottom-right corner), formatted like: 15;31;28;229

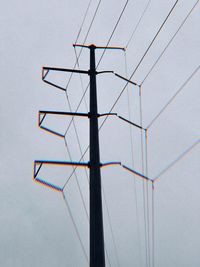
0;0;200;266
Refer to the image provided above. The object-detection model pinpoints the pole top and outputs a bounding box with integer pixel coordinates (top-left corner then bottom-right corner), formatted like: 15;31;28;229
73;43;125;51
89;44;96;49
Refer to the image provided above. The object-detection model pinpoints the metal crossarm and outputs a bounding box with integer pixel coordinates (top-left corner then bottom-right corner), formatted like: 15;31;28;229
34;160;89;167
33;160;90;192
40;125;65;138
39;110;89;118
117;115;144;130
73;43;125;51
98;113;118;117
38;112;65;138
42;79;67;92
122;164;152;182
96;70;114;75
43;67;89;75
35;177;63;192
98;112;144;130
114;72;138;86
101;161;121;167
38;111;89;138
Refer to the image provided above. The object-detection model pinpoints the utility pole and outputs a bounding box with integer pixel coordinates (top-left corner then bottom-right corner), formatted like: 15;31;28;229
89;44;105;267
33;41;162;267
34;44;137;267
72;44;124;267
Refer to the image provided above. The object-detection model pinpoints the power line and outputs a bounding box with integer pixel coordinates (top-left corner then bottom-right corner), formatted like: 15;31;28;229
139;86;149;267
65;0;130;134
74;0;93;45
146;66;200;129
63;138;89;218
44;0;95;85
62;0;103;163
64;44;121;267
63;0;102;93
61;3;199;258
154;139;200;181
62;105;114;266
97;0;181;130
61;0;103;204
64;79;90;187
143;128;155;267
96;0;129;68
64;84;89;137
62;113;120;267
61;2;103;166
130;0;179;80
140;0;199;86
61;1;94;213
63;94;89;182
62;192;89;265
63;124;115;267
62;0;133;158
64;0;131;139
102;187;121;267
57;2;198;266
70;0;93;113
105;248;112;267
62;54;130;267
125;52;143;267
65;2;199;267
144;130;151;267
126;0;152;49
80;0;102;46
35;1;199;266
34;3;101;264
36;3;94;260
64;54;119;266
74;47;89;112
40;1;98;190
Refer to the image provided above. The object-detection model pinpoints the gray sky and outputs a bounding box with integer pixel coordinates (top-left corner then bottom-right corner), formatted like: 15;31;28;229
0;0;200;266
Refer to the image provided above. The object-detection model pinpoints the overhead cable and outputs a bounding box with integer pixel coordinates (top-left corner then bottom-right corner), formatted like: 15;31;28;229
124;52;143;267
146;66;200;129
140;0;200;86
96;0;130;68
62;192;89;265
65;0;131;138
102;187;121;267
154;139;200;181
139;85;149;267
97;0;180;130
64;0;102;93
126;0;152;49
130;0;179;79
63;138;89;219
74;0;93;45
144;129;151;267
